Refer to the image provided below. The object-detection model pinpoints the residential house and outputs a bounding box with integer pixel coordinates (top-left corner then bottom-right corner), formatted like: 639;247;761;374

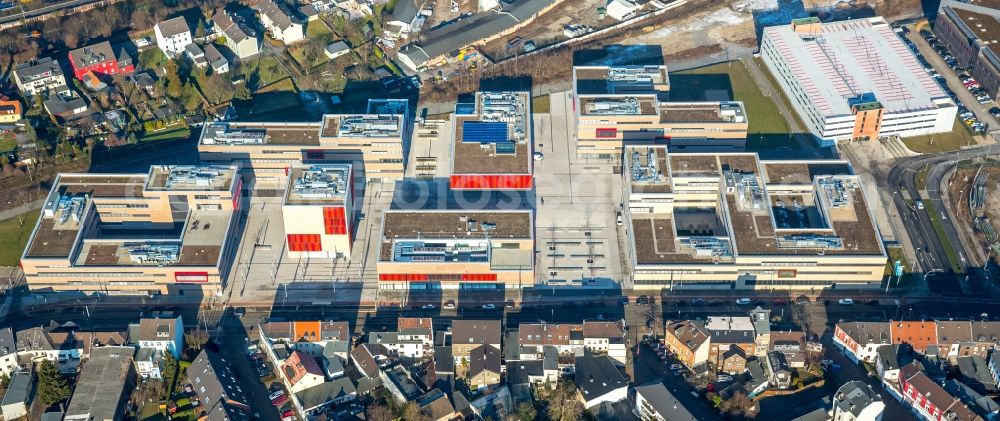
281;350;326;393
255;0;305;44
766;351;792;390
204;44;230;74
154;17;193;57
518;323;581;359
0;328;17;377
746;358;770;397
381;364;423;403
15;323;83;374
706;316;756;370
583;320;627;365
900;363;982;421
574;350;627;409
186;44;208;68
834;322;893;363
989;350;1000;391
325;41;351;60
831;381;885;421
663;320;710;370
634;382;696;421
12;58;68;96
43;94;88;119
134;348;163;379
369;317;434;359
323;351;346;379
187;350;251;421
943;380;1000;421
957;355;998;394
383;0;422;42
0;98;22;123
418;388;458;421
1;372;34;421
350;343;392;378
295;377;357;416
68;41;134;80
451;320;501;366
937;320;975;358
64;346;136;421
750;307;771;357
770;330;807;369
130;315;183;359
259;320;351;357
876;344;901;384
212;10;261;59
468;344;501;390
721;346;747;375
891;321;939;355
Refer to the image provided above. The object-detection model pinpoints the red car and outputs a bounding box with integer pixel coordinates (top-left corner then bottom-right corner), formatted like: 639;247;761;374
271;394;288;406
281;410;295;418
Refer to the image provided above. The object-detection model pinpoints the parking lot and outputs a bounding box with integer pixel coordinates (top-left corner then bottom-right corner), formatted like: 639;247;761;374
901;24;1000;134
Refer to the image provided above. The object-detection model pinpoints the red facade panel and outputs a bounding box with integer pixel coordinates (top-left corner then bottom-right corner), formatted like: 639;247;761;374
450;175;533;190
595;128;618;138
288;234;322;252
461;273;498;281
323;207;347;235
379;274;430;282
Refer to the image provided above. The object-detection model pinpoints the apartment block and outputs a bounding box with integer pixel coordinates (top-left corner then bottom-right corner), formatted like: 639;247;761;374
760;17;956;144
835;320;1000;364
198;99;409;186
449;91;533;190
19;165;243;296
376;209;534;290
11;58;69;97
935;2;1000;100
154;17;193;58
625;146;886;290
282;164;354;259
572;65;748;159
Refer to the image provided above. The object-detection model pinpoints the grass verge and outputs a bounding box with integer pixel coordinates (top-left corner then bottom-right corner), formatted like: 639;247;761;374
903;119;976;153
532;95;550;114
0;209;40;266
922;199;966;274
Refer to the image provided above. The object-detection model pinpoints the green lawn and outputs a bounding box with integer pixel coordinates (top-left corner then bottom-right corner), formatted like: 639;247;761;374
235;56;291;91
885;246;919;288
532;95;550;114
903;119;976;153
0;209;40;266
139;49;168;70
140;126;191;143
675;61;791;136
307;19;335;38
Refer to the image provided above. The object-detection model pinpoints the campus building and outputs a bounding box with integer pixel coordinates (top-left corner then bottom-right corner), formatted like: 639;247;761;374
376;209;534;290
282;164;355;259
19;165;243;296
624;146;887;290
760;17;956;144
449;91;533;190
935;1;1000;100
572;65;748;159
198;99;409;186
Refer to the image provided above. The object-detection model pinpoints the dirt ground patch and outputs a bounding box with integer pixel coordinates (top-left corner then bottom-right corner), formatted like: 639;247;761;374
478;0;619;60
951;164;1000;264
426;0;479;28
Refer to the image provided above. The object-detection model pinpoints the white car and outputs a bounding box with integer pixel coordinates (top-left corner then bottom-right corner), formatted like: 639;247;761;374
736;298;752;305
838;298;854;305
482;304;497;310
533;152;544;161
616;211;623;226
421;304;436;310
669;364;683;370
717;375;734;382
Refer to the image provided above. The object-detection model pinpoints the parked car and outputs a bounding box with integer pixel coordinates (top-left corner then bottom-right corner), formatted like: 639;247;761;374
232;307;246;317
670;364;684;370
271;394;288;406
717;375;734;382
421;304;436;310
269;388;285;401
481;304;496;310
736;298;752;305
838;298;854;305
444;300;456;309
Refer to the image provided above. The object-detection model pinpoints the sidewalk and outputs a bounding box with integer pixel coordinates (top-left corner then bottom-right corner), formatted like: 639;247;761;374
0;199;43;221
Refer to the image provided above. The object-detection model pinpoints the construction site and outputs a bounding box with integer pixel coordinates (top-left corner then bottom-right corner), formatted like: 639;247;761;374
952;162;1000;265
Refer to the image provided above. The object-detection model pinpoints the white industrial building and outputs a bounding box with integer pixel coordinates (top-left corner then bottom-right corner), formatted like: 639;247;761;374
760;17;956;145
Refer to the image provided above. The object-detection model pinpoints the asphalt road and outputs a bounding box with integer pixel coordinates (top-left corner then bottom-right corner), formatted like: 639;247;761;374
0;0;104;26
885;144;1000;294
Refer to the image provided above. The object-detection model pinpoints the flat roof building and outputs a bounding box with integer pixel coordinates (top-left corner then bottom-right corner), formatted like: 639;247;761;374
572;64;749;158
760;17;956;144
450;92;533;190
377;209;534;290
19;165;243;296
625;147;886;290
198;99;410;186
282;164;355;259
935;1;1000;101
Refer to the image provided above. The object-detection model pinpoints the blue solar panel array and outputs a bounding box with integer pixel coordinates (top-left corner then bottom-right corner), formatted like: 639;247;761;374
462;121;509;144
